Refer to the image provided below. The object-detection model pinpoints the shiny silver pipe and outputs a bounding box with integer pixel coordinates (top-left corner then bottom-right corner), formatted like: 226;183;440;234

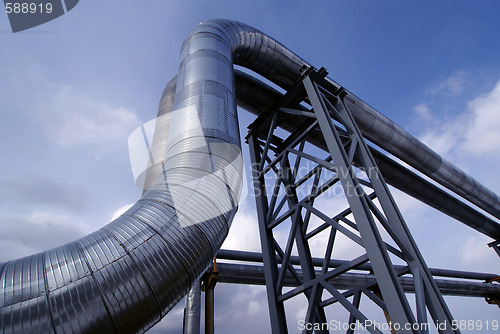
213;262;500;298
216;249;499;281
140;77;177;192
183;280;201;334
1;18;499;334
1;18;246;333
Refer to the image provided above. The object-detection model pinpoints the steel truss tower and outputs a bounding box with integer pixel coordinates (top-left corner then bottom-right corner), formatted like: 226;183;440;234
247;67;460;334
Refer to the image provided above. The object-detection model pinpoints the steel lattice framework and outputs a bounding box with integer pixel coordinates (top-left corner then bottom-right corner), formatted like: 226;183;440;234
246;67;460;334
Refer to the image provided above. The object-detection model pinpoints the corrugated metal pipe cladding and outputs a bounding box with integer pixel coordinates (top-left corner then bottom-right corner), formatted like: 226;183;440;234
2;19;500;333
0;19;248;334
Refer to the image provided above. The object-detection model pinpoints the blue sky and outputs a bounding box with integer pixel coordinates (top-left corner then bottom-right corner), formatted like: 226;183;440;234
1;1;500;333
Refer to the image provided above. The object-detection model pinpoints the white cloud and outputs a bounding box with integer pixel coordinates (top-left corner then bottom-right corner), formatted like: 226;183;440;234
221;199;261;252
32;83;141;155
458;235;499;272
110;203;134;221
463;80;500;155
246;300;261;316
408;74;500;269
416;77;500;160
413;103;432;120
428;70;467;97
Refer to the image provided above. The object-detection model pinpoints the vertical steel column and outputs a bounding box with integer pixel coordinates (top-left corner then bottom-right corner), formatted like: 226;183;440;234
202;264;219;334
248;134;289;334
184;280;202;334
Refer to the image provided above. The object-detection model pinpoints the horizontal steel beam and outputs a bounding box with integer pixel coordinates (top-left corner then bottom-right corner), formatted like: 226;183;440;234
211;262;500;298
217;249;499;281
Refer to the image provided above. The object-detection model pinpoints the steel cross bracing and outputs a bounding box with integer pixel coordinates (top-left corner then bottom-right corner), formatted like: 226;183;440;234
246;67;460;334
489;240;500;258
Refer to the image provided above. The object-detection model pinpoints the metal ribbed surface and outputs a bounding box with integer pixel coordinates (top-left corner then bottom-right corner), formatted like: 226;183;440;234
1;18;500;334
48;273;113;333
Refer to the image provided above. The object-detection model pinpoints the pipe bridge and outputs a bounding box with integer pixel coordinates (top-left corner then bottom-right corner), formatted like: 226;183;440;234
1;19;499;334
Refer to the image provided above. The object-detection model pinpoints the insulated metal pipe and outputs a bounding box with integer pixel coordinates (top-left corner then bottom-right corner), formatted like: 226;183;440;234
1;19;246;334
1;19;500;334
184;280;201;334
212;262;500;298
216;249;499;282
140;77;177;192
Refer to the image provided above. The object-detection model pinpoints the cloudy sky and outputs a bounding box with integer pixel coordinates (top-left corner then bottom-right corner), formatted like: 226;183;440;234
1;1;500;333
